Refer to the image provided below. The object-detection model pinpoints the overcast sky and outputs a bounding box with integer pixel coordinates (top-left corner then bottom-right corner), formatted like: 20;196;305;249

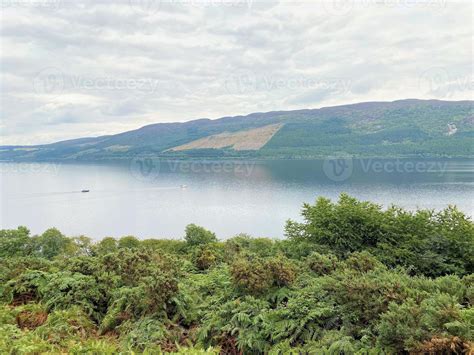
0;0;472;145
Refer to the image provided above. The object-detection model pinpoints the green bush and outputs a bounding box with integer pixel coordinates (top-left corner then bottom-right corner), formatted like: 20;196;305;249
306;252;339;275
377;293;473;352
119;317;168;351
286;194;474;277
35;307;96;346
2;270;48;305
39;272;108;321
231;257;273;294
0;195;472;353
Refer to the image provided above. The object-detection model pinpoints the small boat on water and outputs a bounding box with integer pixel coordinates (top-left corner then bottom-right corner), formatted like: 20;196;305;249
81;190;90;193
180;185;188;189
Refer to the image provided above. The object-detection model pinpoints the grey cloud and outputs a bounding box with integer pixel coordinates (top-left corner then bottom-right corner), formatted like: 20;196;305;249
0;0;472;145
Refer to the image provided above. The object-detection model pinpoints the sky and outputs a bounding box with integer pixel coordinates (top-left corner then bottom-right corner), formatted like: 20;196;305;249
0;0;472;145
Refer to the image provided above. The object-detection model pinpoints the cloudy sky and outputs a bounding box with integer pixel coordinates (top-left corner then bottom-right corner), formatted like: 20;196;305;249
0;0;472;145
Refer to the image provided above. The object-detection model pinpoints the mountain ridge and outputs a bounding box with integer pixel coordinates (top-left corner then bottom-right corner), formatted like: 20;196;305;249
1;99;473;161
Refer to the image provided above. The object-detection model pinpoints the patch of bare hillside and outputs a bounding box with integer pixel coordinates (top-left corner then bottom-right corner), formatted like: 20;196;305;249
168;123;283;151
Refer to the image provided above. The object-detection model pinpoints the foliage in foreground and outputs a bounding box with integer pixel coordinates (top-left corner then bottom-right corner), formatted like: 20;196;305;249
0;194;473;354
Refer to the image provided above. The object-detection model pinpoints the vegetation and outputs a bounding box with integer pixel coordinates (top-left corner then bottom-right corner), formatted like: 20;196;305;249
0;194;473;353
1;99;473;161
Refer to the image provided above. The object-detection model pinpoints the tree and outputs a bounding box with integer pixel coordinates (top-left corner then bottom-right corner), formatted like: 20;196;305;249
94;237;118;255
184;224;217;247
118;236;141;249
0;226;31;257
33;228;71;259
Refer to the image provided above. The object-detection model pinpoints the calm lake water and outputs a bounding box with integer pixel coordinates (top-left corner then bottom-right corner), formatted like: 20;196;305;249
1;158;473;239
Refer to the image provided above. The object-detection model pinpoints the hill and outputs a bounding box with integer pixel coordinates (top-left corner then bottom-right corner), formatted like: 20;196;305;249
1;99;473;161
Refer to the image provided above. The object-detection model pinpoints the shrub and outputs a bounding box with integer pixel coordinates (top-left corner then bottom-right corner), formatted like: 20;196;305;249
199;296;270;353
35;307;96;346
0;324;55;354
231;257;273;294
323;268;411;338
119;317;168;351
267;256;297;287
306;252;339;275
263;284;337;346
98;250;181;333
0;304;16;325
462;273;474;305
376;299;426;351
39;272;108;321
285;194;474;277
196;248;218;270
68;338;120;353
344;251;384;273
230;256;296;294
377;293;472;352
14;303;48;330
141;239;187;255
0;195;472;353
2;270;48;305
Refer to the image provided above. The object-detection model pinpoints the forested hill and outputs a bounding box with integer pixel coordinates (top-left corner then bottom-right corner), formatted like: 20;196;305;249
1;99;473;161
